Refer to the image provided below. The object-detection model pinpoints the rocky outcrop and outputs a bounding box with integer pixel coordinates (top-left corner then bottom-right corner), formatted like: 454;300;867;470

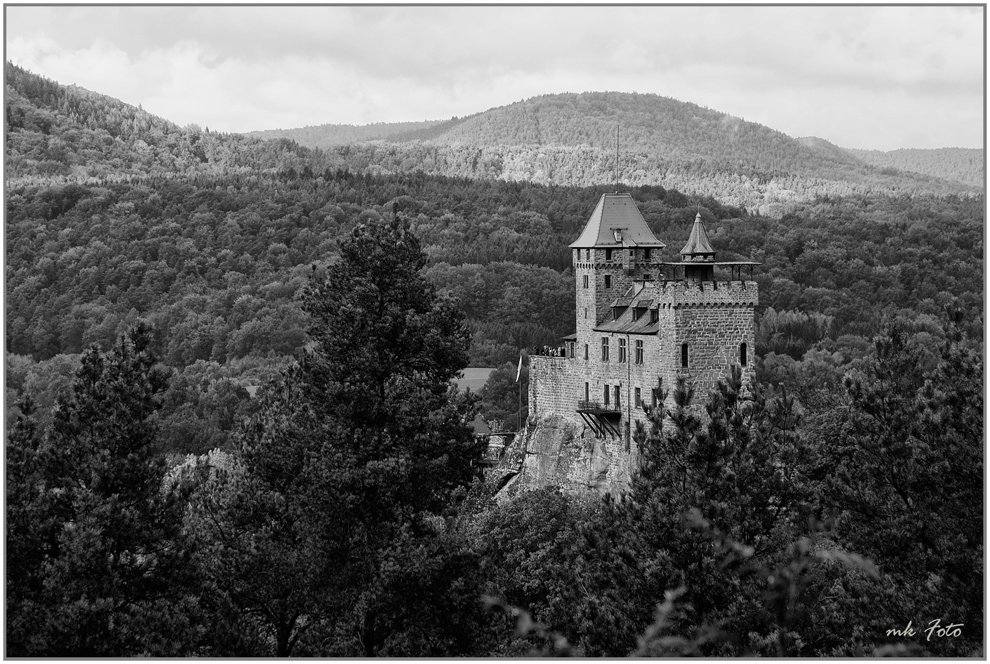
494;413;636;499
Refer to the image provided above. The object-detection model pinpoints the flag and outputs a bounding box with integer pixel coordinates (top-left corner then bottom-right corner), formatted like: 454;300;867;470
515;355;523;382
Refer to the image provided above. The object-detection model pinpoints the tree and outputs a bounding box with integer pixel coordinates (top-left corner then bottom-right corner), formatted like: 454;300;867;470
808;321;983;656
6;325;201;656
479;358;528;430
188;216;487;656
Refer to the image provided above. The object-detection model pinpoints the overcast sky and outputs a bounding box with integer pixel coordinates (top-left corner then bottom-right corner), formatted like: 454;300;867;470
5;5;985;150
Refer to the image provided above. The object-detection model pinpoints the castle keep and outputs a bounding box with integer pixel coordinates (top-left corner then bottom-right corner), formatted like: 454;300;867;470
520;193;759;493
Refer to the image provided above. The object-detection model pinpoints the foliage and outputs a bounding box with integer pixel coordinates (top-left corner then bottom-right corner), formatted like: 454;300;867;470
806;320;984;656
6;325;202;656
478;358;529;429
182;217;487;656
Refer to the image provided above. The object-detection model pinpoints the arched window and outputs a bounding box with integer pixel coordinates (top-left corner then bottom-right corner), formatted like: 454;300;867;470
681;343;689;368
740;342;748;367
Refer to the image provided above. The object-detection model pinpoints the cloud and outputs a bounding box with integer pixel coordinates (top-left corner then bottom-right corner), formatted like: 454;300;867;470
5;5;983;149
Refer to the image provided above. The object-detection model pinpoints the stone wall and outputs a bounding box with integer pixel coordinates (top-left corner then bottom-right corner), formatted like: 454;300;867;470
521;279;758;496
658;280;758;400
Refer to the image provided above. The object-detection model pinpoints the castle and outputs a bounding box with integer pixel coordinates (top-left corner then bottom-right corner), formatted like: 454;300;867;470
518;193;759;493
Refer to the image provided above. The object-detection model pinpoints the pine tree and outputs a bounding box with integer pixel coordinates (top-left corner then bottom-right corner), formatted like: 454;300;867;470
6;325;200;656
187;216;486;655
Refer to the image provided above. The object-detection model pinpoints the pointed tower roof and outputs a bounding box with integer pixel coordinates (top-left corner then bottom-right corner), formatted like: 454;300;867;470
680;212;716;262
569;193;666;249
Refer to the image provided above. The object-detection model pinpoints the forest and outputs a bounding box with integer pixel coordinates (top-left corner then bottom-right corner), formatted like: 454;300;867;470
4;63;985;656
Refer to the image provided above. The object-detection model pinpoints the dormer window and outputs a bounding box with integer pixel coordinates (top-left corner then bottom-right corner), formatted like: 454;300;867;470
632;308;644;321
612;307;620;321
650;309;659;324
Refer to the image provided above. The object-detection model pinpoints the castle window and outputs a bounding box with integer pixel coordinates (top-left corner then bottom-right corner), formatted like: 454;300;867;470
604;275;612;289
618;338;627;363
681;343;689;368
643;274;651;281
644;248;651;260
574;249;580;262
635;340;644;364
601;337;609;362
614;385;621;409
628;249;634;259
650;309;659;324
583;274;589;288
651;387;658;407
584;307;588;319
585;382;589;402
584;343;589;360
740;342;748;367
605;249;613;261
604;385;610;406
585;249;590;260
635;387;642;408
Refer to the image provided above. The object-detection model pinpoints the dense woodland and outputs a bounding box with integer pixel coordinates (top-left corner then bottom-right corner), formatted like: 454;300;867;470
5;63;985;656
846;146;984;189
246;91;981;215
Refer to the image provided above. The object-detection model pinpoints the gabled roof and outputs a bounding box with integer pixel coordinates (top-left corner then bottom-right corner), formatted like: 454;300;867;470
680;212;716;260
569;193;666;249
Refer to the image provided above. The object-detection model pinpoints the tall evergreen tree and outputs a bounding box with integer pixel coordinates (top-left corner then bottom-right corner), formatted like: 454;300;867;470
6;325;200;656
188;216;487;656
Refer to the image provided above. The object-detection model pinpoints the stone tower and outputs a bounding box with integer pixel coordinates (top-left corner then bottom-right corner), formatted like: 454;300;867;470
519;196;760;495
570;193;667;361
654;212;760;403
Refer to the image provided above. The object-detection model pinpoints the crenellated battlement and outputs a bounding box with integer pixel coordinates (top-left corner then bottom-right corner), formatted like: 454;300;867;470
654;280;759;307
519;195;761;496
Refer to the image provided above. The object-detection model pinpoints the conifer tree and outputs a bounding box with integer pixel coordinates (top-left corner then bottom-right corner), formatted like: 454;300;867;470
188;216;486;656
6;325;200;656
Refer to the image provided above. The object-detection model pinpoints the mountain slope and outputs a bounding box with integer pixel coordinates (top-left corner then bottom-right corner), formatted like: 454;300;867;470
245;119;446;149
842;147;984;188
250;91;979;214
4;62;341;184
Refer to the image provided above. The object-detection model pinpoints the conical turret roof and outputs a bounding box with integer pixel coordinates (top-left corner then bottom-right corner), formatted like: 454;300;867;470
569;193;666;248
680;212;716;261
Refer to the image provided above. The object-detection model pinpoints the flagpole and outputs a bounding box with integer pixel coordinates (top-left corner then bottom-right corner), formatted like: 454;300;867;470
516;351;522;433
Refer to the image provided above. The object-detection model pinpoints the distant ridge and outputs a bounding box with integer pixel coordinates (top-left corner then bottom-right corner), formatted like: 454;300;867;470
243;91;980;214
4;60;980;217
246;119;446;149
842;147;984;189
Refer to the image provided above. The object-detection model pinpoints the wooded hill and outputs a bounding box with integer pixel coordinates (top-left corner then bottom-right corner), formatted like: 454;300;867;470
843;146;984;189
4;64;984;659
5;60;984;450
245;91;981;215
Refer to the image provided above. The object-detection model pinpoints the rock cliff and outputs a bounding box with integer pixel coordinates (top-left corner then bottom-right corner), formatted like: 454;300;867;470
493;413;636;498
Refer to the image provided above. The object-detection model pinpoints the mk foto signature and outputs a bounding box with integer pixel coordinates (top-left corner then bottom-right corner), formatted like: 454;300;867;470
887;619;963;641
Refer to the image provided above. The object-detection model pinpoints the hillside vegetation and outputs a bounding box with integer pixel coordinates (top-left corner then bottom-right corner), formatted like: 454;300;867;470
844;146;984;188
246;119;445;149
244;91;980;215
4;63;984;658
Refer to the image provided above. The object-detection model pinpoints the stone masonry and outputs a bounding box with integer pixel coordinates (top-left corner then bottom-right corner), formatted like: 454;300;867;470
516;194;760;496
